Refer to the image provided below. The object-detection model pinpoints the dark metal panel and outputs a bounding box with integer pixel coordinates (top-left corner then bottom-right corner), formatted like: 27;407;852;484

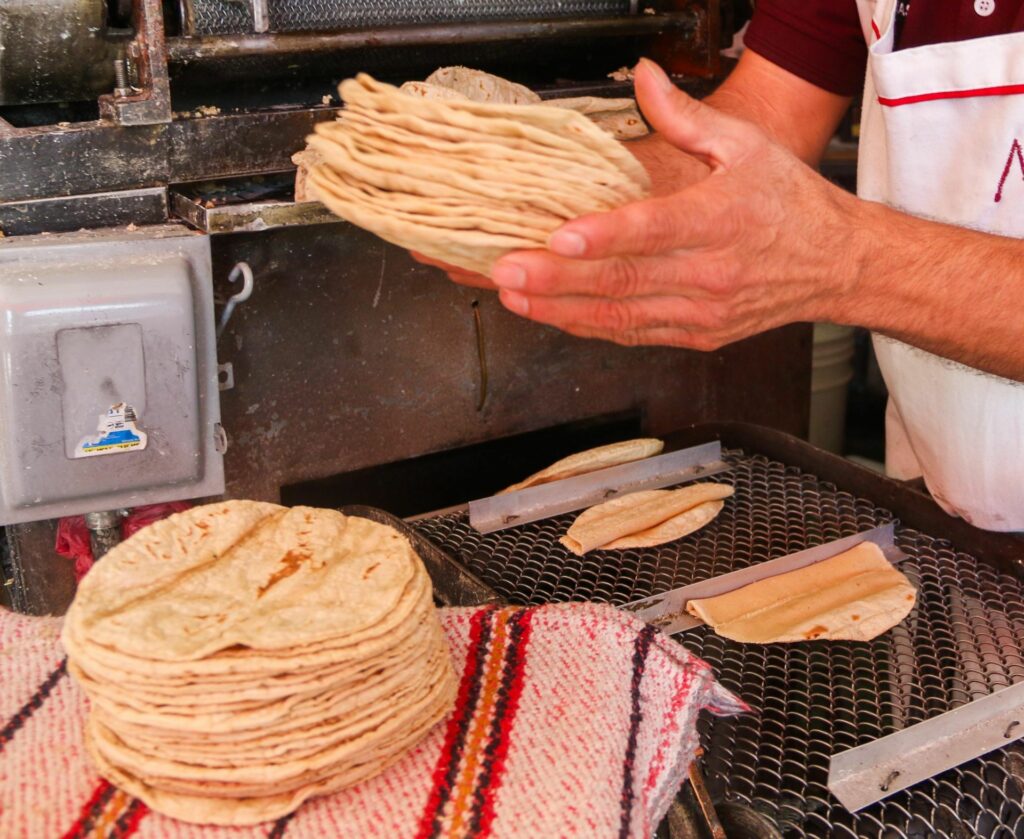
0;188;168;236
0;108;338;202
210;223;809;505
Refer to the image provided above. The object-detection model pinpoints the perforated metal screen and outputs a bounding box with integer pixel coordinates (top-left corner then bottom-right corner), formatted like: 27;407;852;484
184;0;631;36
413;449;1024;838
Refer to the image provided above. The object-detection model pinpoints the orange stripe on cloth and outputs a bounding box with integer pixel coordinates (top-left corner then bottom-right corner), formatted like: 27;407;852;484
61;780;149;839
445;608;513;835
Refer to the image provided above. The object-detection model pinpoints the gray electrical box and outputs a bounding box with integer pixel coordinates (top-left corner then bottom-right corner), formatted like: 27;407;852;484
0;226;224;524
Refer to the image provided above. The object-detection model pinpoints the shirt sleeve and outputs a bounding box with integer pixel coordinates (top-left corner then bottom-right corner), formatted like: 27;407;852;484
743;0;868;96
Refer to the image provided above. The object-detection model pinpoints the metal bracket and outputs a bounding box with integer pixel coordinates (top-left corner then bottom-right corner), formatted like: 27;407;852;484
468;441;730;534
829;679;1024;812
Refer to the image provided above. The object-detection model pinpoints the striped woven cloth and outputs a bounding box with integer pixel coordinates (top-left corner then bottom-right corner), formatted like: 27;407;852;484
0;602;744;838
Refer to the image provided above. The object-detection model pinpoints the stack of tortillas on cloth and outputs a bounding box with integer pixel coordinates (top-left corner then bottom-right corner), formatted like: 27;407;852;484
60;500;457;826
686;541;918;644
301;71;651;275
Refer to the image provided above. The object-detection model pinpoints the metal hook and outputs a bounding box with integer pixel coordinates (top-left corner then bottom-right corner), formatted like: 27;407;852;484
217;262;254;340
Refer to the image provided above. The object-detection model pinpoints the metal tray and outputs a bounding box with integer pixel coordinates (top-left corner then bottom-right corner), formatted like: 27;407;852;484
411;422;1024;839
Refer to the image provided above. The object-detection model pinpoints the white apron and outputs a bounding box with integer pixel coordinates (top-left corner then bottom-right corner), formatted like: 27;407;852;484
854;0;1024;531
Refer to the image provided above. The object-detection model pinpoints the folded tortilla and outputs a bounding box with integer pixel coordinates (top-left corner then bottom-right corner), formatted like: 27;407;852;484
686;541;917;644
559;483;733;556
502;438;663;494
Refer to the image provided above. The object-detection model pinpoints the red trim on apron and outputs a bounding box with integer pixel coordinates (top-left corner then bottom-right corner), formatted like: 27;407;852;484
871;19;881;39
879;82;1024;107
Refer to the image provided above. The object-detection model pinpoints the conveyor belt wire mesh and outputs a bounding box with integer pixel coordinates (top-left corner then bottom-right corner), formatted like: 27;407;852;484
413;449;1024;838
185;0;632;36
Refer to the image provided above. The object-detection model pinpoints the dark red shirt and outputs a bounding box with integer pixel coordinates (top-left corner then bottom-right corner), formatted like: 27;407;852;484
745;1;1024;96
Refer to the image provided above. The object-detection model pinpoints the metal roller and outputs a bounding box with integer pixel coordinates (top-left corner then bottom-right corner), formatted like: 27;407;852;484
0;0;124;105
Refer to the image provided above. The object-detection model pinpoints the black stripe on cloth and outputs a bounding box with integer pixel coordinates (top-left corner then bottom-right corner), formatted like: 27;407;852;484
465;608;529;836
424;607;498;839
619;625;657;839
64;781;117;838
266;812;295;838
0;657;68;754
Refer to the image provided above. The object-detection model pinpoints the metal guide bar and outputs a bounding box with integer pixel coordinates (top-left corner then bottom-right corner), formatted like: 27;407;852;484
829;679;1024;812
621;523;906;636
468;441;729;534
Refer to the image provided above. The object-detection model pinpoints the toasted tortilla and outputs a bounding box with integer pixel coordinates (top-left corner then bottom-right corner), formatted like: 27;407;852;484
685;541;917;643
560;483;734;556
602;500;724;550
502;438;663;494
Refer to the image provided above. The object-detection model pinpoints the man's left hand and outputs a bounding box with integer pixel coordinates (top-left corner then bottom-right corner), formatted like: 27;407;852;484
490;58;861;350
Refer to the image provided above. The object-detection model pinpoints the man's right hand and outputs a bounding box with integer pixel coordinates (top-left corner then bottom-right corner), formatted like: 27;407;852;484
411;119;712;291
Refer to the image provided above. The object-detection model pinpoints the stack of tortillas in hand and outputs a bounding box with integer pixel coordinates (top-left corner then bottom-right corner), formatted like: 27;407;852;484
61;501;457;826
686;541;918;644
302;71;651;275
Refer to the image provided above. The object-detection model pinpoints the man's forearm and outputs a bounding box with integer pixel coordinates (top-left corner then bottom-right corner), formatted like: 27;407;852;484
702;50;852;165
835;198;1024;381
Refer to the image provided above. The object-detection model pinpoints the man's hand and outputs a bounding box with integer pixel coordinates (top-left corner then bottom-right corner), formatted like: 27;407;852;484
411;104;712;291
489;58;859;350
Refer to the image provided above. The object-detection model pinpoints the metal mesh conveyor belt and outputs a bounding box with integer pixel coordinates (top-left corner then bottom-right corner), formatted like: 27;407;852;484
185;0;632;36
412;449;1024;838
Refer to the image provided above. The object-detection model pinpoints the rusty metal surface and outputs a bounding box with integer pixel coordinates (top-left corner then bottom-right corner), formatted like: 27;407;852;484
98;0;173;126
168;13;696;59
412;444;1024;838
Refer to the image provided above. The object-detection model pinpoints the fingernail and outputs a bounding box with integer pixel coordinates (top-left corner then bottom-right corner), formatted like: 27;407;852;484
500;290;530;316
492;262;527;289
638;57;672;92
549;230;587;257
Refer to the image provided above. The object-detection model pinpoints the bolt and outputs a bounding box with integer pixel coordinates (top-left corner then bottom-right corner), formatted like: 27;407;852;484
113;59;131;98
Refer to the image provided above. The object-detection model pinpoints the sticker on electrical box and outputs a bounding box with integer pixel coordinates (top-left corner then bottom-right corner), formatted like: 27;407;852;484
74;402;148;458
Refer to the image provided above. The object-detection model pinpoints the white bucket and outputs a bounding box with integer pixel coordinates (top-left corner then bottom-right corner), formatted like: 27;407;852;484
809;324;856;453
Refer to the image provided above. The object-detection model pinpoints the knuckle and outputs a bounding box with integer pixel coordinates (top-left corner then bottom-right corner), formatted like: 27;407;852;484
635;206;678;253
592;298;636;334
606;257;644;298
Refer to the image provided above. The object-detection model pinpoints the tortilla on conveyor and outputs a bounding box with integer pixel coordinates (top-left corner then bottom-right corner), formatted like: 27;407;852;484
685;541;917;643
62;500;457;826
502;438;664;494
560;483;733;555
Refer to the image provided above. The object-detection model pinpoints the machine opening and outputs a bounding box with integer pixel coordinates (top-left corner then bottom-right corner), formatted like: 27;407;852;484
281;411;643;518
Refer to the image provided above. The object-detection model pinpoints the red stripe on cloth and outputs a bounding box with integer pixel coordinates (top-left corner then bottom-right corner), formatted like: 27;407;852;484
472;608;536;838
871;19;881;39
879;83;1024;107
415;608;495;839
61;780;114;839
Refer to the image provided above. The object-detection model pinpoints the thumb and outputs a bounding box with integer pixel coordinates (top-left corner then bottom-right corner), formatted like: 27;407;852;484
634;58;758;170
